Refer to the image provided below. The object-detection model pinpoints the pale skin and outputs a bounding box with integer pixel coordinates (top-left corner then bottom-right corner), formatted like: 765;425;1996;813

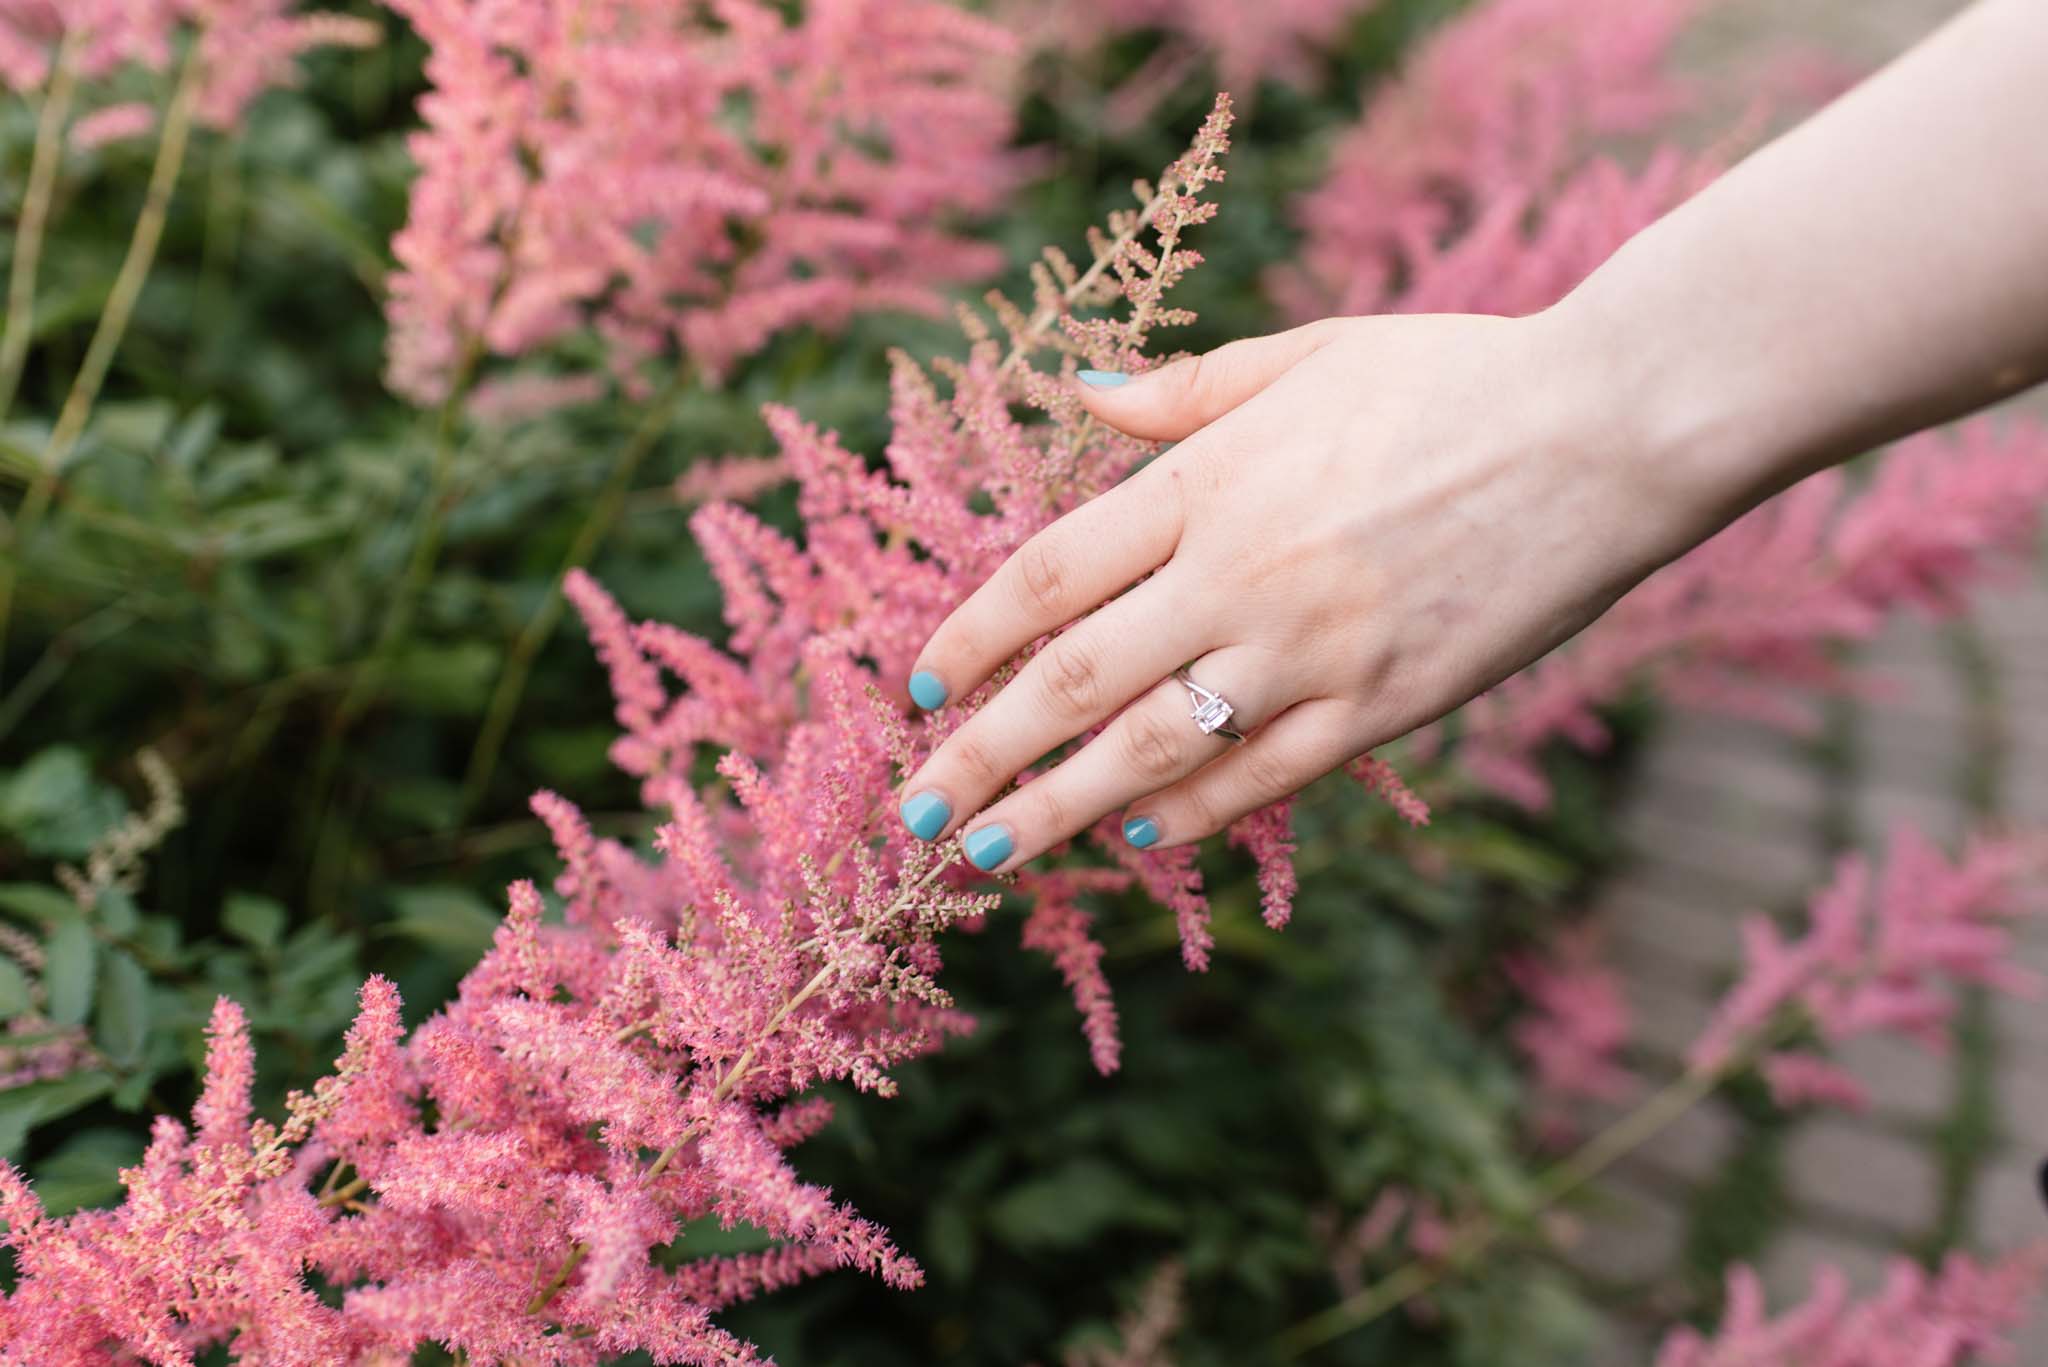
899;0;2048;873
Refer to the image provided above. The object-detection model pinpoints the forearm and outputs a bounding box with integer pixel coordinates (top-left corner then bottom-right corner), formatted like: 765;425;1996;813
1553;0;2048;533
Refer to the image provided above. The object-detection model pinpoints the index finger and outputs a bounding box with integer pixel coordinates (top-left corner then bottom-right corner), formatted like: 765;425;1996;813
906;456;1188;711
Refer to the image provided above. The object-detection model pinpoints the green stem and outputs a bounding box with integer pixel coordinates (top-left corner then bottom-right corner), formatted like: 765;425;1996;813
0;602;133;744
303;349;477;839
0;48;201;672
458;367;690;814
0;30;82;422
1274;1052;1745;1357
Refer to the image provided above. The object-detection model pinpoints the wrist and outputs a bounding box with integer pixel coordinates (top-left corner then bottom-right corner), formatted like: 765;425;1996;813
1533;251;1809;559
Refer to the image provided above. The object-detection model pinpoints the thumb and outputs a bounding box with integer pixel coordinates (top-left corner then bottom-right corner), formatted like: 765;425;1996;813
1074;319;1342;442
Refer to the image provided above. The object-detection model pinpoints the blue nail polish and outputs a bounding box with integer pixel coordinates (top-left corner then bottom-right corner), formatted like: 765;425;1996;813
1077;369;1130;388
908;670;948;710
963;824;1014;871
1122;816;1160;849
900;791;950;842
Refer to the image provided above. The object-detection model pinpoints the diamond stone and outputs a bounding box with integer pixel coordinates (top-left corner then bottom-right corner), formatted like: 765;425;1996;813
1186;682;1234;734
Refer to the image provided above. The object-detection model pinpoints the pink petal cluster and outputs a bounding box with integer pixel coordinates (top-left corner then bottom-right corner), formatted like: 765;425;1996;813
1689;825;2041;1109
0;97;1378;1360
1457;418;2048;807
0;827;990;1361
381;0;1021;405
1502;923;1633;1141
1657;1249;2048;1366
0;0;376;128
1062;1261;1185;1367
1271;0;1707;320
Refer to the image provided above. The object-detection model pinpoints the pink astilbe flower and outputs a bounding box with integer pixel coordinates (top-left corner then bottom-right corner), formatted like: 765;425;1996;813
0;103;1369;1358
1018;869;1130;1075
675;453;793;509
1688;825;2042;1109
1272;0;1706;320
0;0;376;128
381;0;1021;405
1503;924;1632;1141
1062;1260;1186;1367
67;99;155;149
1348;755;1431;828
1656;1249;2048;1367
1456;417;2048;806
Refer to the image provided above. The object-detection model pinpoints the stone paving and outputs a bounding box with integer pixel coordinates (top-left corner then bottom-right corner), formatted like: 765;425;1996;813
1573;571;2048;1357
1557;2;2048;1358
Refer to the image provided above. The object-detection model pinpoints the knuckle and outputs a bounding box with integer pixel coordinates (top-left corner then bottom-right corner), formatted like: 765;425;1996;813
1176;786;1224;839
1025;784;1070;842
1237;745;1297;801
948;732;1008;791
1014;536;1069;616
1038;637;1102;717
1120;711;1187;783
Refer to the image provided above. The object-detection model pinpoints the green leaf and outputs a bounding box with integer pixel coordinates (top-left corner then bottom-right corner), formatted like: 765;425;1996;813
223;893;287;950
0;883;82;924
985;1159;1178;1251
0;747;125;858
0;1071;115;1160
29;1126;143;1216
42;916;96;1027
672;1215;777;1256
93;886;140;936
387;641;501;715
386;886;499;967
95;949;149;1067
924;1199;978;1283
0;955;31;1016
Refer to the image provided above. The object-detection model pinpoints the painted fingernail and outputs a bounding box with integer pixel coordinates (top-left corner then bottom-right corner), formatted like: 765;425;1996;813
963;824;1014;871
900;791;951;842
1077;369;1129;388
1122;816;1160;849
908;670;948;710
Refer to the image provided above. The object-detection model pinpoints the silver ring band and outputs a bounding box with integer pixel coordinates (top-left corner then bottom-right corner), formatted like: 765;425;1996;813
1175;669;1246;744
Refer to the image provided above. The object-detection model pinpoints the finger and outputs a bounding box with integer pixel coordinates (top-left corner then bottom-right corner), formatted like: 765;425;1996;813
1120;700;1364;848
1073;318;1342;443
907;456;1187;712
899;574;1213;846
949;647;1285;872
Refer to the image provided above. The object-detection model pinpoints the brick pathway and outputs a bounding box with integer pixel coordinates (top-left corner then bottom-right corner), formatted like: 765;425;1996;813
1557;2;2048;1357
1573;569;2048;1357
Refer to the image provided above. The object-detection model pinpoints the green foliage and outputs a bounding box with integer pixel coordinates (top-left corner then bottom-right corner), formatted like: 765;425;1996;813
0;6;1662;1362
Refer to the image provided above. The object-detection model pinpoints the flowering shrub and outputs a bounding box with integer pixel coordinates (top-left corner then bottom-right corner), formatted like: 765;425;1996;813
1456;417;2048;806
0;97;1333;1363
1657;1252;2048;1366
383;0;1021;405
4;0;2048;1362
1270;0;1708;321
0;1;376;130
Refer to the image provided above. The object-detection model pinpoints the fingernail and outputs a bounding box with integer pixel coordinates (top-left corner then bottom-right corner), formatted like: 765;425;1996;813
908;670;948;710
1122;816;1160;849
963;824;1014;871
1077;369;1129;388
900;791;951;842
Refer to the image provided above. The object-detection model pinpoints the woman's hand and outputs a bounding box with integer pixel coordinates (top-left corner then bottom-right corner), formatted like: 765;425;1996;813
894;310;1705;871
888;0;2048;874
